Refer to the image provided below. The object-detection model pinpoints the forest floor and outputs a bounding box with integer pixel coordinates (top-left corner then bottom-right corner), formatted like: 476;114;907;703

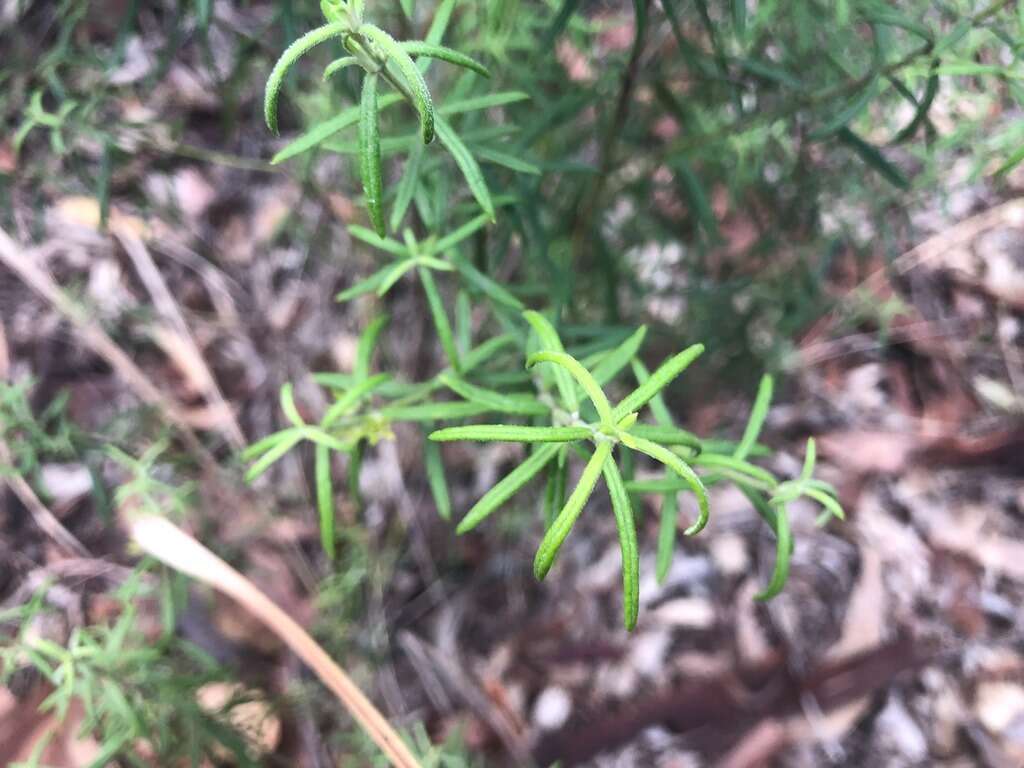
3;2;1024;767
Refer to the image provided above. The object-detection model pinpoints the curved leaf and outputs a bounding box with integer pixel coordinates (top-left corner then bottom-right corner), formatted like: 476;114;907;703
401;41;490;78
360;24;436;144
265;22;352;134
527;351;614;425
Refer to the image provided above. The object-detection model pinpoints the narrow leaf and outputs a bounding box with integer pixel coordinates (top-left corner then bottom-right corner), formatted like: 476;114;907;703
272;94;402;164
439;374;548;416
321;373;391;428
534;442;612;579
382;401;492;422
626;423;701;449
419;267;461;372
360;24;436;143
655;492;679;583
358;74;385;236
323;56;359;79
424;431;452;520
390;139;423;231
430;425;590;443
523;311;579;412
734;374;773;460
612;344;705;422
435;115;495;220
401;42;491;78
619;433;709;535
457;443;561;533
314;444;336;559
280;383;305;427
265;22;351;134
603;458;640;630
527;351;614;425
837;127;910;189
336;265;395;302
356;315;389;380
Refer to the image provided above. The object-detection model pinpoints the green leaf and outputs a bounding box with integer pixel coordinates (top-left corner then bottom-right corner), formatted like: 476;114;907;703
462;334;516;372
457;443;561;533
837;127;910;189
381;401;493;422
734;374;773;460
807;487;845;522
349;225;410;256
893;69;939;143
377;258;419;296
630;358;673;427
356;315;389;380
691;453;777;488
360;24;436;144
430;425;590;443
612;344;704;422
619;433;709;535
433;211;492;253
451;255;525;310
439;91;531;115
336;264;395;302
419;267;461;372
544;448;568;530
439;373;548;416
321;373;391;428
732;0;747;38
390;139;424;232
358;74;385;236
995;142;1024;178
656;492;679;584
472;146;541;175
265;22;351;135
739;487;791;601
314;443;336;559
280;383;305;427
323;56;359;79
435;115;495;221
523;311;579;412
401;42;491;78
527;351;614;426
272;94;402;164
245;430;304;481
811;79;878;139
534;442;612;579
603;457;640;630
424;431;452;520
626;423;701;449
800;437;817;482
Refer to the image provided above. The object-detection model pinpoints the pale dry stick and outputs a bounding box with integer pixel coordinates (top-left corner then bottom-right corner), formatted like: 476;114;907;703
0;315;89;557
129;514;422;768
0;226;213;464
114;229;246;451
0;441;90;558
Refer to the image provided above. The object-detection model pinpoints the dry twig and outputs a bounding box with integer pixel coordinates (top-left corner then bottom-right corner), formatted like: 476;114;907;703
128;514;422;768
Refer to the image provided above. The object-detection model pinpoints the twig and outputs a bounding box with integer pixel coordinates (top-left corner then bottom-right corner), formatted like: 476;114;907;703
128;514;422;768
114;228;246;450
0;226;214;465
0;441;90;558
